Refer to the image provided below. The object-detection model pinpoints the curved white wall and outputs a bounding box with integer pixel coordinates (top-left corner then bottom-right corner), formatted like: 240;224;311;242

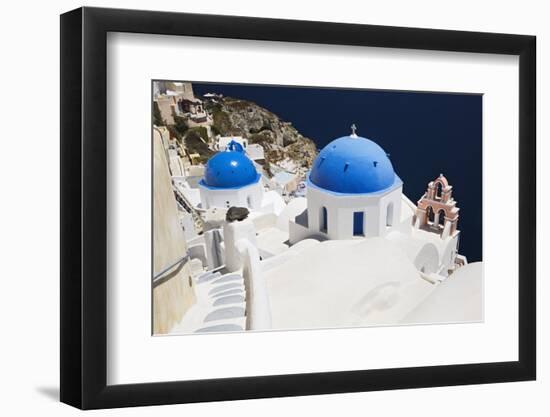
306;182;403;239
199;181;263;210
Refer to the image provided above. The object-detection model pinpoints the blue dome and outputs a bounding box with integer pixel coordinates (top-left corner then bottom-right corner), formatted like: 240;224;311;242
226;139;244;152
200;149;260;189
309;135;397;194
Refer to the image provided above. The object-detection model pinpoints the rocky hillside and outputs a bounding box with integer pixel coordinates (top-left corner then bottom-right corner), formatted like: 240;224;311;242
205;96;318;177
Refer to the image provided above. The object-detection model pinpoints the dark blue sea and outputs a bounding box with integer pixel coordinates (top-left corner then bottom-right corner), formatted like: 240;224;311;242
193;82;482;262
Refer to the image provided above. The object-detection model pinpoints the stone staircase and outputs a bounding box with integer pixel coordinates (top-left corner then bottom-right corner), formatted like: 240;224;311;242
173;184;204;234
170;270;247;334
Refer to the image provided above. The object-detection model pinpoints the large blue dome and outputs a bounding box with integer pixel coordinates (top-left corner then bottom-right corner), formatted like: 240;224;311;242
200;148;260;189
309;135;398;194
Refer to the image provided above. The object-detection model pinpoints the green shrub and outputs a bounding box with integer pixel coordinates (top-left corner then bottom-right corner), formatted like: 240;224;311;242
184;131;214;160
212;109;231;135
172;115;189;137
166;125;181;142
210;125;220;136
189;126;209;142
152;101;165;126
205;101;222;113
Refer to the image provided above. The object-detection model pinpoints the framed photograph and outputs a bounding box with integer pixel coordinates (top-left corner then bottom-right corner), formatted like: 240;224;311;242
60;7;536;409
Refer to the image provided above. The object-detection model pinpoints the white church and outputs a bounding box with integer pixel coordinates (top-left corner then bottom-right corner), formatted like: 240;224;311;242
289;126;404;242
198;140;264;210
164;126;482;335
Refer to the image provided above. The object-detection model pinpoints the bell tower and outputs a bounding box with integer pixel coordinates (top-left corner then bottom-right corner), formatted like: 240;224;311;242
414;174;460;239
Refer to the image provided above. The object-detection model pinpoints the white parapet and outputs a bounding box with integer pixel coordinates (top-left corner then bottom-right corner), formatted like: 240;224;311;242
223;218;258;272
222;218;271;330
237;240;272;330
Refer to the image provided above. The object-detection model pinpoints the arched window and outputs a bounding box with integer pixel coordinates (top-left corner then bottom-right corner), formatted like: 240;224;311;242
320;207;328;233
426;206;435;224
438;209;446;227
435;182;444;200
386;203;394;227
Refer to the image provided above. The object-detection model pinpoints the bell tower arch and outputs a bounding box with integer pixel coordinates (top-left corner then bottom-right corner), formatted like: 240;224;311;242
414;174;460;239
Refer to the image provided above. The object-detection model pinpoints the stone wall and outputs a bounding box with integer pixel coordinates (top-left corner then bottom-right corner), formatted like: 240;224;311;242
153;129;195;334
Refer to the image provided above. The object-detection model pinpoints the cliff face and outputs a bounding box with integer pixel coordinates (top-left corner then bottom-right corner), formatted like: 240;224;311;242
207;97;318;176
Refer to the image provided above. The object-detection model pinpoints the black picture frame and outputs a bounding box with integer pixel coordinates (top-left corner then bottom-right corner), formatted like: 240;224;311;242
60;6;536;410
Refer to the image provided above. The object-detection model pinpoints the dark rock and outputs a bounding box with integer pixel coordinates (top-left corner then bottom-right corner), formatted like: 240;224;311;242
226;207;249;222
207;96;317;173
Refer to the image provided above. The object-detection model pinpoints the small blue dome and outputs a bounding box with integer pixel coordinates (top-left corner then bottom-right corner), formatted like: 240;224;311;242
309;135;397;194
201;149;260;189
226;139;244;152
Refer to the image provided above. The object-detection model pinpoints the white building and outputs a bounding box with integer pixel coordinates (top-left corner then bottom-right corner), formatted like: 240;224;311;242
289;130;403;242
167;81;195;101
272;170;299;196
213;136;266;161
214;135;249;151
245;143;265;161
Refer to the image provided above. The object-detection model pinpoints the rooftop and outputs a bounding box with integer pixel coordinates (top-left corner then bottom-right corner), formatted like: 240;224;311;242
309;134;399;194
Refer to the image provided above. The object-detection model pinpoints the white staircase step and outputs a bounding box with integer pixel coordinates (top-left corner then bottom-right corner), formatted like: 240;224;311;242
210;288;245;299
203;306;246;323
208;282;244;296
170;270;247;335
196;271;222;284
210;273;242;285
194;321;245;333
212;294;245;307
